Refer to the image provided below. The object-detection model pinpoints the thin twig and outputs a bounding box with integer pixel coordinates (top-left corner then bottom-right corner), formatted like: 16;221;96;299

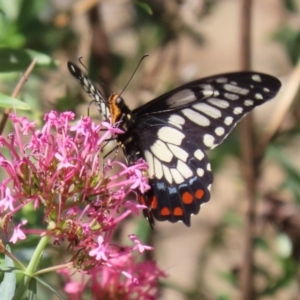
239;0;255;299
0;59;37;135
88;4;113;91
258;60;300;156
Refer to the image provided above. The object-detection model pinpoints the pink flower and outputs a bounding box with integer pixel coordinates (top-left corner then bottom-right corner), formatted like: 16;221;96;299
63;253;167;300
0;186;15;212
89;236;108;261
128;234;153;253
10;220;27;243
64;281;83;294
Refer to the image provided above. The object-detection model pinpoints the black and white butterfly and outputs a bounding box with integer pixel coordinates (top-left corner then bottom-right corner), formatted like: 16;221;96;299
68;62;281;227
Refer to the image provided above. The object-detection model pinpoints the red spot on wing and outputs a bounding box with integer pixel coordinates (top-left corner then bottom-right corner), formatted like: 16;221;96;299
182;191;193;204
150;196;158;209
195;189;204;199
161;207;171;216
174;207;183;216
138;194;146;205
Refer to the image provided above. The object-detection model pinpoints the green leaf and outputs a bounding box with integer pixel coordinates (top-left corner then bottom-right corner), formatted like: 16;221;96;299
0;48;55;72
27;278;37;300
218;271;238;287
222;211;242;227
217;296;230;300
283;0;298;12
134;0;152;15
0;245;16;300
253;237;269;250
274;26;300;65
0;93;31;110
267;146;300;203
35;277;66;300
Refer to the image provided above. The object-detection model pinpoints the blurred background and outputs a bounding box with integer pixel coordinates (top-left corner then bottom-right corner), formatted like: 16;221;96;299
1;0;300;299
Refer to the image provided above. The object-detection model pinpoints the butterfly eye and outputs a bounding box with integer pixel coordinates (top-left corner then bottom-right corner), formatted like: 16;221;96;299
116;97;122;104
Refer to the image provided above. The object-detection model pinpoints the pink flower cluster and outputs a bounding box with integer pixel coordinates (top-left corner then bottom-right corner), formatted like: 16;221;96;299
0;111;166;298
61;252;166;300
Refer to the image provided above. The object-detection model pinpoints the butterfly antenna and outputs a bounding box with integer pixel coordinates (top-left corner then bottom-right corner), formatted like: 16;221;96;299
119;54;149;97
78;56;89;72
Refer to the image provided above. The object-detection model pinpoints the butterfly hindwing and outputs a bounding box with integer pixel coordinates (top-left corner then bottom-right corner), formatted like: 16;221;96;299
134;116;213;226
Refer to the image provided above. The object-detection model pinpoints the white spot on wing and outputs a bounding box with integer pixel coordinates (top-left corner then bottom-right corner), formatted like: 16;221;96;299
177;160;193;179
216;77;228;83
244;100;253;106
157;127;185;145
224;93;239;101
193;103;222;118
150;140;173;162
203;134;215;148
255;93;263;100
213;90;220;97
263;87;270;92
144;150;154;177
171;168;184;184
70;65;76;72
224;116;233;125
233;107;243;115
83;78;89;87
252;74;262;82
207;163;211;171
224;84;249;95
199;84;213;90
202;90;214;97
167;89;196;108
208;98;230;108
163;165;172;184
215;127;225;136
197;168;204;177
154;157;163;179
168;114;185;129
182;108;210;126
194;149;205;161
168;144;189;162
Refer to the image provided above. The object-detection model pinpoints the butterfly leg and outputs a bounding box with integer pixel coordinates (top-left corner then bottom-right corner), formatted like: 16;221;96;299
103;143;121;163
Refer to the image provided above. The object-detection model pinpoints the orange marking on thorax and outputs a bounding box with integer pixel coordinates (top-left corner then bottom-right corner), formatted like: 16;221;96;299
108;94;121;124
182;191;193;204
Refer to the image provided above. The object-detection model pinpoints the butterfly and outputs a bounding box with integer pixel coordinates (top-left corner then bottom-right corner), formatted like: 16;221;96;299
67;61;281;227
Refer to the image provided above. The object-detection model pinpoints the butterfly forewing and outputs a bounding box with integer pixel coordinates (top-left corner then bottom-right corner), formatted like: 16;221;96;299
68;61;281;226
67;62;110;120
134;72;281;150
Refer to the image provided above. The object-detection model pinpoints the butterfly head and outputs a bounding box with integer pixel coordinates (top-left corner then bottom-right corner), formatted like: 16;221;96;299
108;93;133;130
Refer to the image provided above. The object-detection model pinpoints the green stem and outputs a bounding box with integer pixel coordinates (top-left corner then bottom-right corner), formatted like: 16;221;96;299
4;249;26;271
34;262;73;276
12;235;50;300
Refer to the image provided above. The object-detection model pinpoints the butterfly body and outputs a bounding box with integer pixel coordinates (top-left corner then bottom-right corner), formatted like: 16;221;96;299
68;62;281;227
